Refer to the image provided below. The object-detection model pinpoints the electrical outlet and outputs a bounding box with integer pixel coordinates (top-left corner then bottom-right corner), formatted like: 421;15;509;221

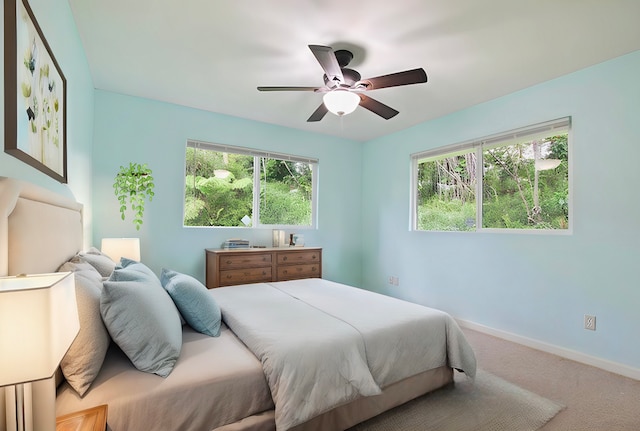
584;314;596;331
388;276;399;286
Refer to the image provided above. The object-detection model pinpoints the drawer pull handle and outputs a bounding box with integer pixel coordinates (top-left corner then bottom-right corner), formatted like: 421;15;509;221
282;256;288;261
226;275;232;279
226;260;233;264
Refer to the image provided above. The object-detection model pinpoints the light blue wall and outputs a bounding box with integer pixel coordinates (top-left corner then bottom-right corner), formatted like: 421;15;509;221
361;50;640;370
0;0;94;233
5;3;637;372
91;91;363;285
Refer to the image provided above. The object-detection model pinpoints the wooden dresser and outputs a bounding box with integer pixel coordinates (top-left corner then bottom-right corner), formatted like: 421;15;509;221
205;247;322;288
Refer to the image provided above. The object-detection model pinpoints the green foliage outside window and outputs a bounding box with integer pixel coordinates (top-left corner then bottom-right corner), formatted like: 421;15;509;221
416;132;569;231
259;158;312;226
184;146;314;227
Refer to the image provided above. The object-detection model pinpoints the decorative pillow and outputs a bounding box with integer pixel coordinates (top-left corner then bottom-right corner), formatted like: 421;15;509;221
57;259;111;396
100;265;182;377
79;247;116;278
160;269;222;337
113;258;158;280
116;259;189;325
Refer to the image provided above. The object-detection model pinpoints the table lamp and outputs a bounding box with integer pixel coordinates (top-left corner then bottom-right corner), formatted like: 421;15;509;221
100;238;141;262
0;272;79;431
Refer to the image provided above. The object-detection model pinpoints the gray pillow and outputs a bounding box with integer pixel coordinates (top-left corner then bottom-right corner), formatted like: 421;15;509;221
101;264;182;377
112;257;157;280
160;269;222;337
57;259;110;396
79;247;116;277
116;259;189;326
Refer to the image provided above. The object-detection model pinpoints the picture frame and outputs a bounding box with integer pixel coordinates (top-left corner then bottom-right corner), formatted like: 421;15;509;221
4;0;67;183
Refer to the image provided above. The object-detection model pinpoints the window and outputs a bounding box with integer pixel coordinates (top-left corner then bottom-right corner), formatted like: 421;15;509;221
411;118;570;232
184;140;318;228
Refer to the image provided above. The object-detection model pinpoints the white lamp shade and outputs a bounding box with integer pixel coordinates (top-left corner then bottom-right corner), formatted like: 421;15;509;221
101;237;141;262
323;90;360;116
0;272;79;386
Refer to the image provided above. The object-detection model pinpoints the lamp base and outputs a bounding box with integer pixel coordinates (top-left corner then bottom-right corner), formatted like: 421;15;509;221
4;383;32;431
4;379;56;431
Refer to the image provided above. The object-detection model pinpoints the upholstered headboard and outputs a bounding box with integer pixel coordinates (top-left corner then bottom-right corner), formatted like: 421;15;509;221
0;177;83;277
0;177;84;431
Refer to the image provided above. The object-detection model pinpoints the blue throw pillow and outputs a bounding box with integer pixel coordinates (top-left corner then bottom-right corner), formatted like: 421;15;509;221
101;265;182;377
160;269;221;337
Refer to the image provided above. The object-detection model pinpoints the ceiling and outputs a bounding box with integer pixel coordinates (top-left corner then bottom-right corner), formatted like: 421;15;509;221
68;0;640;142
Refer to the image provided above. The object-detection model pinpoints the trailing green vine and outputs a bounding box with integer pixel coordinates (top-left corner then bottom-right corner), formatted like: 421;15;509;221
113;162;155;230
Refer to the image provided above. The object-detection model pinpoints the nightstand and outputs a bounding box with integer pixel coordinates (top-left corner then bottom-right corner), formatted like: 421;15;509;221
56;405;107;431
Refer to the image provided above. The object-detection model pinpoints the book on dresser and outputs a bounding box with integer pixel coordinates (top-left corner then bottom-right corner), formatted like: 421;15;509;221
205;247;322;288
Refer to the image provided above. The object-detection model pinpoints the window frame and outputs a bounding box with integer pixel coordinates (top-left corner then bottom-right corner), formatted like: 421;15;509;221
184;140;319;229
410;117;572;234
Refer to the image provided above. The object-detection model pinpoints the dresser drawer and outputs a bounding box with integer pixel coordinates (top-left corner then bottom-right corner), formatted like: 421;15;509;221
277;250;321;265
219;267;273;286
277;263;320;281
219;253;272;270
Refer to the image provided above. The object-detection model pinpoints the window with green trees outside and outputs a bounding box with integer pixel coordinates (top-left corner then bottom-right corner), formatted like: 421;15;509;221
184;141;317;228
412;118;570;232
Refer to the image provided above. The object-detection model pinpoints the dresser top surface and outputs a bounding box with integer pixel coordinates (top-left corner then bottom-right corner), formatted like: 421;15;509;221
206;246;321;253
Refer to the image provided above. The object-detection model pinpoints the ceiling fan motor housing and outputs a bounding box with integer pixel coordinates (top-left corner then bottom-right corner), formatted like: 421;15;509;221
334;49;354;67
323;68;362;88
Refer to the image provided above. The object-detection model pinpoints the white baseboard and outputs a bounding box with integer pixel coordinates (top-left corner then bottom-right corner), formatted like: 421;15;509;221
457;319;640;381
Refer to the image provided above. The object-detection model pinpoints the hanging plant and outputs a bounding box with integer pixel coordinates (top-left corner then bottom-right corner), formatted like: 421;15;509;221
113;162;155;230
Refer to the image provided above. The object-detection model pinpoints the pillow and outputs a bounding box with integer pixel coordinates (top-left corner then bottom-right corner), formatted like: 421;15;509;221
160;269;222;337
79;247;116;277
57;259;111;396
117;259;188;325
101;266;182;377
113;258;158;280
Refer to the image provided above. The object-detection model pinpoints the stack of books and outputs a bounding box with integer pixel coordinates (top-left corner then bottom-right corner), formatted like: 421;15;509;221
222;239;250;249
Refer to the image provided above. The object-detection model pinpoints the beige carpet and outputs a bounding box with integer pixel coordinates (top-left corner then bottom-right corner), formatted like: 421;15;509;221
349;370;564;431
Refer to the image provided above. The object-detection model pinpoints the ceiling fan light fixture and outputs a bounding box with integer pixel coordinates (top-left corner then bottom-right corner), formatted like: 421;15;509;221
323;89;360;117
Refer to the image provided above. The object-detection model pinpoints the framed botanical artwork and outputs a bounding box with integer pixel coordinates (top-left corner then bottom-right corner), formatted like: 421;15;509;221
4;0;67;183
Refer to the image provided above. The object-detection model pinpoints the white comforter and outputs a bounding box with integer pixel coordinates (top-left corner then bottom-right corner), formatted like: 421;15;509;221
209;279;476;431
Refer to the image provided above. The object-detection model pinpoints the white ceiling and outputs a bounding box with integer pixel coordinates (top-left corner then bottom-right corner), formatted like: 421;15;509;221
68;0;640;142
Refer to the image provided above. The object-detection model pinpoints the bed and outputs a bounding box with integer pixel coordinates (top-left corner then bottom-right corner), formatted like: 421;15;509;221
0;177;476;431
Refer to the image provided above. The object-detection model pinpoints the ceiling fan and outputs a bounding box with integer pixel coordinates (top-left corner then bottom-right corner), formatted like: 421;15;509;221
257;45;428;122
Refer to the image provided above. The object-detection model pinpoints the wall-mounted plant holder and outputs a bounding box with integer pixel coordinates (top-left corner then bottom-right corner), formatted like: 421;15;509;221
113;162;155;230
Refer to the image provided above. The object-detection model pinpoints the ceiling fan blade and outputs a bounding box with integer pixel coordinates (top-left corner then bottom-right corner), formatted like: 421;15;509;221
358;94;399;120
307;103;328;122
359;68;427;90
308;45;344;84
257;86;319;92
